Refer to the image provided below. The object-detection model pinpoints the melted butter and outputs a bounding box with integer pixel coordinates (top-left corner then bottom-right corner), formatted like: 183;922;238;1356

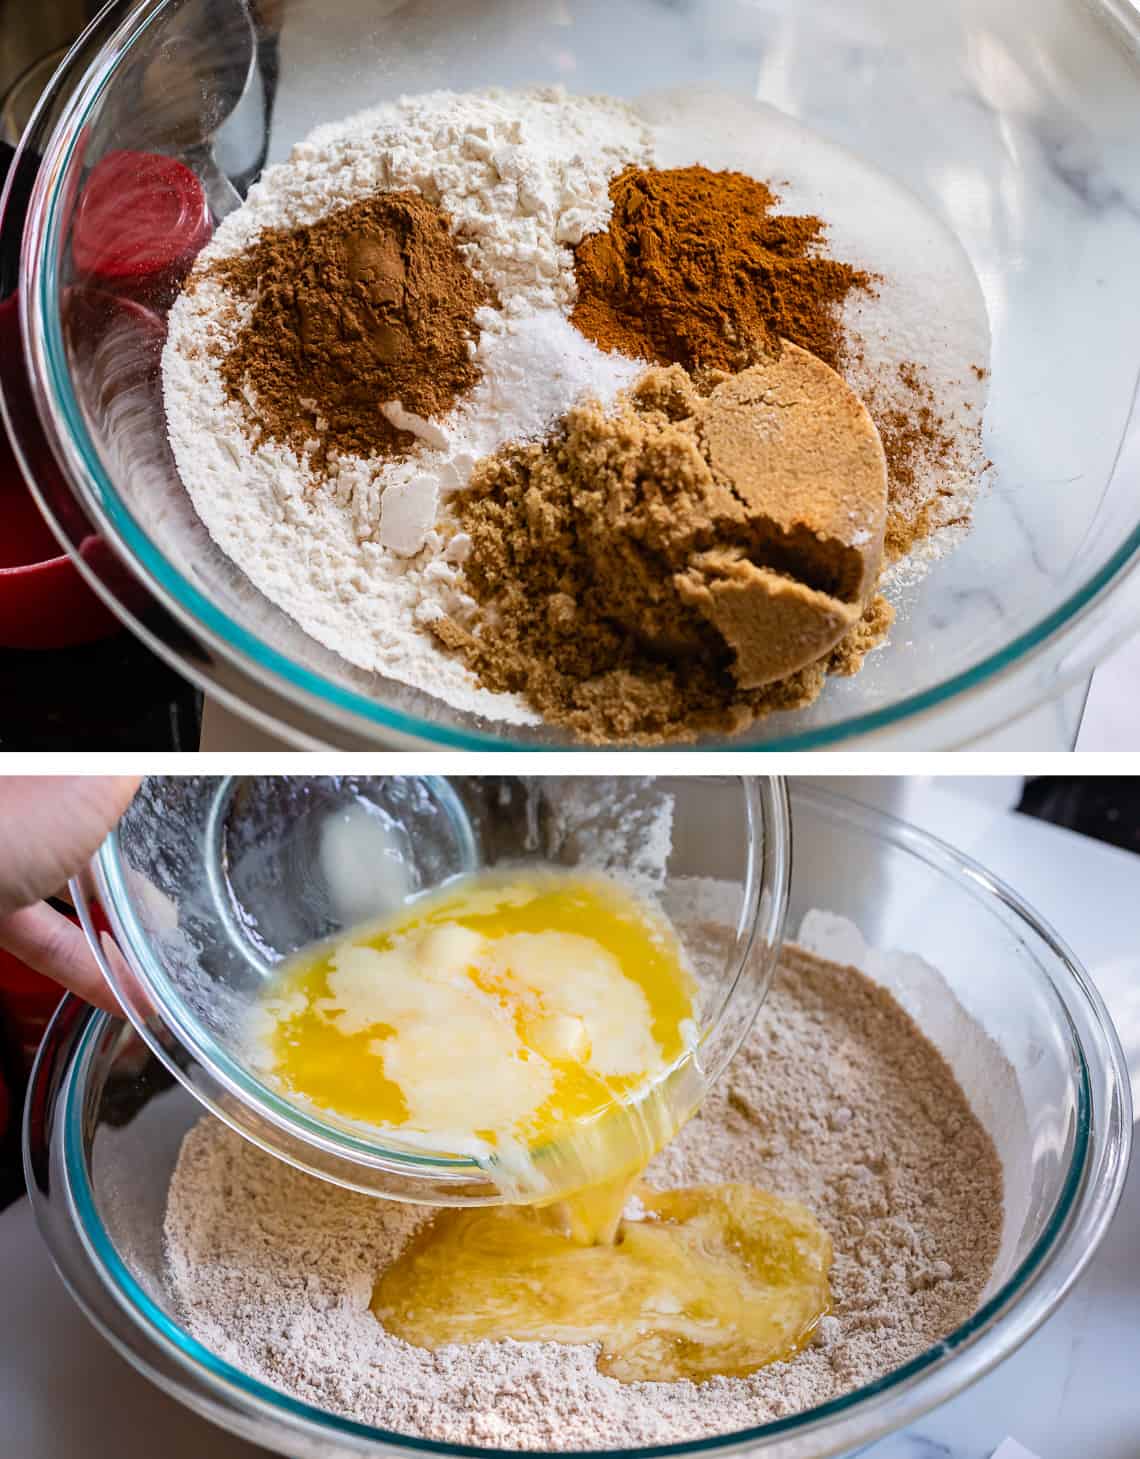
373;1184;833;1384
259;865;833;1384
259;868;702;1199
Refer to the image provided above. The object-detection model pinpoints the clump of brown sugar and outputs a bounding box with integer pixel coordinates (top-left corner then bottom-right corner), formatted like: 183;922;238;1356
205;191;489;469
432;357;892;745
571;165;874;376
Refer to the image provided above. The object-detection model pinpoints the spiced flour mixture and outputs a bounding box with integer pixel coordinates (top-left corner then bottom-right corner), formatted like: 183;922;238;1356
163;87;989;742
164;929;1004;1448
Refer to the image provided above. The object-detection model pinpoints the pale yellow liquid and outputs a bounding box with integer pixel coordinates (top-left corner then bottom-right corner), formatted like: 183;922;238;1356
261;868;702;1203
374;1184;833;1383
257;867;832;1383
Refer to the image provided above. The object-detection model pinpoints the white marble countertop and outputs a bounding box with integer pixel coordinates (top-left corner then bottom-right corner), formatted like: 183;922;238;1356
2;781;1137;1458
1078;633;1140;751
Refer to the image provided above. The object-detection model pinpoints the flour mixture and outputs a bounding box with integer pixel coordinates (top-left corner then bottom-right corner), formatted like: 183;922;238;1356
164;933;1004;1448
163;86;989;742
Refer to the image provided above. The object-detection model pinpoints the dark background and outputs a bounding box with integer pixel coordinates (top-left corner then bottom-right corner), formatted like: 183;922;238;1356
0;636;203;751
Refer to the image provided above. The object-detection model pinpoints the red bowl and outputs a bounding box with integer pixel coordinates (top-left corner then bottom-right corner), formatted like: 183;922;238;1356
72;150;212;301
0;940;63;1076
0;281;180;650
0;147;212;650
0;290;123;649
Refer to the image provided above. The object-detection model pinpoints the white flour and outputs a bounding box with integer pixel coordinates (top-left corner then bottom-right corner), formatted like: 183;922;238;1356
165;88;649;725
163;932;1005;1450
163;86;990;724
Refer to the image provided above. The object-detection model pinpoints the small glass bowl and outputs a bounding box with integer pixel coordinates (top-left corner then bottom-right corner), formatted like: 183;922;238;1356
29;786;1132;1459
70;775;791;1203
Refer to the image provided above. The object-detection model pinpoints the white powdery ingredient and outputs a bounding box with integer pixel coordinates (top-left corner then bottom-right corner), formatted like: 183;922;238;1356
537;778;676;895
163;88;651;722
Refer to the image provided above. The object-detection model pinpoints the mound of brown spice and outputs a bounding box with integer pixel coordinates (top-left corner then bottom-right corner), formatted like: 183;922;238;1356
572;164;873;377
205;191;489;469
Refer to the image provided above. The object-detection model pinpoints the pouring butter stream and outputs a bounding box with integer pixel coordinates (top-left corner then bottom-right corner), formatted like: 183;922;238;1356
255;867;832;1382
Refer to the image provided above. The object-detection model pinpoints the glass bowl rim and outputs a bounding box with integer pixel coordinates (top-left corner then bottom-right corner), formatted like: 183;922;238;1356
15;0;1140;749
76;774;788;1192
38;785;1134;1459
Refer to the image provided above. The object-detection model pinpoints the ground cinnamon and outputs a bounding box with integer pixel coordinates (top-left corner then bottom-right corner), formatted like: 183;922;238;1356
571;166;873;375
207;191;488;469
867;361;966;559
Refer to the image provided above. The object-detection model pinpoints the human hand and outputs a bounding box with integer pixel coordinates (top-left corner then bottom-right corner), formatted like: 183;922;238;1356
0;777;141;1014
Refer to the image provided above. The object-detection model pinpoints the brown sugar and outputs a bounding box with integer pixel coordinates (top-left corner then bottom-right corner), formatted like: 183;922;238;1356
205;191;489;470
571;166;874;376
432;353;891;745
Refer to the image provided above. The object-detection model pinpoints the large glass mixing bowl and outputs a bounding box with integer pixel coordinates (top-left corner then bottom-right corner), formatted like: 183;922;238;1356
26;787;1133;1458
69;774;790;1202
4;0;1140;747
